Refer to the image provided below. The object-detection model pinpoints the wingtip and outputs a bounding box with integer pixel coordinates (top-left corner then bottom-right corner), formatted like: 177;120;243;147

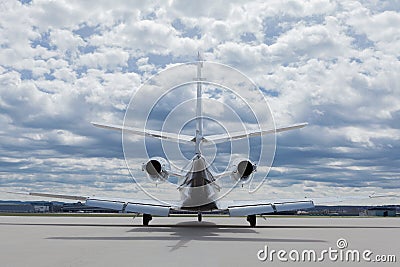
5;191;30;196
91;122;103;129
295;122;308;128
91;121;110;128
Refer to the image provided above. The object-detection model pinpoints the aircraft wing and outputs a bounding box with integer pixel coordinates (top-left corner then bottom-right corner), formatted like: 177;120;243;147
217;199;314;216
91;122;194;145
203;122;308;145
10;191;87;201
308;193;400;205
16;192;180;217
217;193;398;216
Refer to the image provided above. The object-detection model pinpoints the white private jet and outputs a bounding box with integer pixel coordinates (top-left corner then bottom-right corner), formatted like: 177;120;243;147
22;56;319;227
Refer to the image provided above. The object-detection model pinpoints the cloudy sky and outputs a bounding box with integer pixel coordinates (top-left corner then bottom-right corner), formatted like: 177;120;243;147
0;0;399;204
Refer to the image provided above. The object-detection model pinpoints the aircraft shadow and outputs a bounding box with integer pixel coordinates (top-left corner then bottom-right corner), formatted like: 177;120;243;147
3;220;398;251
2;220;399;229
46;221;327;251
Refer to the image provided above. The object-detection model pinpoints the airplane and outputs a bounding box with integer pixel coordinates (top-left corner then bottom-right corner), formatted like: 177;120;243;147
21;54;318;227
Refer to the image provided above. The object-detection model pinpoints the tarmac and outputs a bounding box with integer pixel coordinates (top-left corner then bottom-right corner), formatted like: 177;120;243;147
0;215;399;267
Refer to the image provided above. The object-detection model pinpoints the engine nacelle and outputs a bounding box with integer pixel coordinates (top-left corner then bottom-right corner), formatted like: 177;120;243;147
142;157;170;183
230;159;257;183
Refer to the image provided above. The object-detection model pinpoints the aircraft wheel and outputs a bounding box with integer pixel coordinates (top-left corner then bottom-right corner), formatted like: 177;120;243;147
143;213;152;226
247;215;256;227
198;212;202;222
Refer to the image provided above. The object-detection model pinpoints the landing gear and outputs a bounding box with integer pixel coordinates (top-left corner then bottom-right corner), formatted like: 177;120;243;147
197;212;202;222
247;215;256;227
143;213;152;226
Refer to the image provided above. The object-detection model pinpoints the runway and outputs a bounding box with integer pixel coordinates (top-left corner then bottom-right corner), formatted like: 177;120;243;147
0;215;398;266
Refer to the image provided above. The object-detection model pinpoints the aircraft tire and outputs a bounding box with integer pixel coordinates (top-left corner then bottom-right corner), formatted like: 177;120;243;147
143;213;152;226
247;215;256;227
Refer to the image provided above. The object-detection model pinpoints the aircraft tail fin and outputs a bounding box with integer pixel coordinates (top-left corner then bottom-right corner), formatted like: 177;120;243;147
195;52;204;155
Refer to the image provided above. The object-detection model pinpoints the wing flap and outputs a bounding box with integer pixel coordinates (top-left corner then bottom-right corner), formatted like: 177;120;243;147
125;203;170;216
86;199;171;216
85;199;125;211
228;204;275;216
274;201;314;212
220;199;314;216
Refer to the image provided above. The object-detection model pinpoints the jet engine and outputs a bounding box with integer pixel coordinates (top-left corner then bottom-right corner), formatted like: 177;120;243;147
142;157;170;183
230;159;257;183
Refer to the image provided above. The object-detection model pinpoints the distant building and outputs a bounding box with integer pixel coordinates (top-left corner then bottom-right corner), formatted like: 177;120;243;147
296;210;309;215
34;205;50;213
31;201;54;212
62;202;118;213
308;205;368;216
0;204;35;213
362;207;397;217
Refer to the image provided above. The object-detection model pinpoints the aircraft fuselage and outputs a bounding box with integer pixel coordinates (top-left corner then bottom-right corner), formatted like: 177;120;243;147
179;156;219;211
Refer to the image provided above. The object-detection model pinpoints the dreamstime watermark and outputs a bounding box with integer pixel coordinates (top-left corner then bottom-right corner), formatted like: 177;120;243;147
257;238;397;263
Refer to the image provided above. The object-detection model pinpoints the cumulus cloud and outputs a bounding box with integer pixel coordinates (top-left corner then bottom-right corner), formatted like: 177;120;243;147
0;0;399;204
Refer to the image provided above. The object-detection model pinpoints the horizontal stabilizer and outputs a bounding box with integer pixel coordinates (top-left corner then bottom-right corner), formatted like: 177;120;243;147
203;122;308;145
91;122;194;144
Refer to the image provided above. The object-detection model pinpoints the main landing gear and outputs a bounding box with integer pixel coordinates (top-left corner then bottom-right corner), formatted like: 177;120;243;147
247;215;256;227
143;213;152;226
197;212;202;222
